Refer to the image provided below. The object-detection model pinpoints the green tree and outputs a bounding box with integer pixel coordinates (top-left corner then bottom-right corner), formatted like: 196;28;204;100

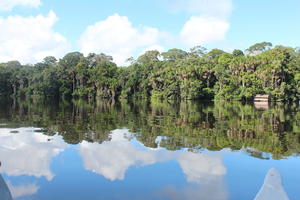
246;42;273;55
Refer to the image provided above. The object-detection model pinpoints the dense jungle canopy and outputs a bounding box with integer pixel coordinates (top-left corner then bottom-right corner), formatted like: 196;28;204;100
0;42;299;101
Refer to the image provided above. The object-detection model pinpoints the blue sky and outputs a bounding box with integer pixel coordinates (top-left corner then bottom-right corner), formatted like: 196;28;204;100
0;0;300;65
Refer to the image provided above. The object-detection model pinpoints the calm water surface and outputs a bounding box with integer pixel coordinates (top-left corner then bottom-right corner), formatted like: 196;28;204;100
0;99;299;200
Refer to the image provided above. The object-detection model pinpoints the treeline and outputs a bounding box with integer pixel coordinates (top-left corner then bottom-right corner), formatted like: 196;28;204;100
0;42;299;101
1;99;299;159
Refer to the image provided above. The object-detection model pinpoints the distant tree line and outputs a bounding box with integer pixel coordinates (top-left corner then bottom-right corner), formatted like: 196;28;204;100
0;42;299;101
1;99;299;159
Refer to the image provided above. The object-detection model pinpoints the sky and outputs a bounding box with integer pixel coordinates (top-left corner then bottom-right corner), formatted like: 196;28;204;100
0;0;300;65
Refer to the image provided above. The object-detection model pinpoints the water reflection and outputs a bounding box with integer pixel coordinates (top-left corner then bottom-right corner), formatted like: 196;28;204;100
79;129;228;199
1;99;299;159
78;129;226;182
0;99;299;199
1;175;39;200
0;127;67;180
174;153;228;200
78;129;157;181
0;174;12;200
7;181;39;200
0;127;229;199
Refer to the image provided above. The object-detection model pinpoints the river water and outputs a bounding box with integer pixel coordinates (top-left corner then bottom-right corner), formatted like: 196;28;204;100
0;99;299;200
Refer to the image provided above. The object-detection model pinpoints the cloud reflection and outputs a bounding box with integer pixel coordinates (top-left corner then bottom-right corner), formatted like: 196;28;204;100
0;128;68;180
0;127;228;199
7;181;39;199
162;153;228;200
78;129;228;199
178;152;226;183
78;129;157;181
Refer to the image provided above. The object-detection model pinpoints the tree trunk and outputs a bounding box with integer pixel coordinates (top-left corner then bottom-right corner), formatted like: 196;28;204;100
72;76;76;93
13;84;17;96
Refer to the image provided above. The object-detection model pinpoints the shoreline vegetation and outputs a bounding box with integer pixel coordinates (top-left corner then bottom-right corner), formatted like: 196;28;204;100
0;99;299;160
0;42;299;102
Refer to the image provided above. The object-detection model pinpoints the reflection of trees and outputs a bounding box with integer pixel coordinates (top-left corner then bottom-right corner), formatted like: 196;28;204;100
0;98;299;159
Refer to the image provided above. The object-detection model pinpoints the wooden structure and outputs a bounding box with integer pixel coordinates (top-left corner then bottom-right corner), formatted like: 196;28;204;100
254;94;270;102
254;102;269;110
254;94;270;110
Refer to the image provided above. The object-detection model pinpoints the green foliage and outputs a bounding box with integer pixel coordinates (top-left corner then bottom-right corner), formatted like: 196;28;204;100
246;42;273;55
137;50;160;64
0;43;299;101
232;49;244;57
161;48;188;61
189;46;207;58
1;99;299;160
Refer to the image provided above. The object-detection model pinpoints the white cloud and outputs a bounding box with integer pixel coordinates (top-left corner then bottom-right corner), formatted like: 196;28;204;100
177;152;226;183
0;128;68;181
78;129;228;199
78;129;227;183
161;0;232;47
78;129;157;181
166;152;228;199
0;11;70;64
154;149;228;200
165;0;232;18
180;16;230;46
141;45;165;54
7;181;39;199
79;14;162;65
79;0;233;64
0;0;41;11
